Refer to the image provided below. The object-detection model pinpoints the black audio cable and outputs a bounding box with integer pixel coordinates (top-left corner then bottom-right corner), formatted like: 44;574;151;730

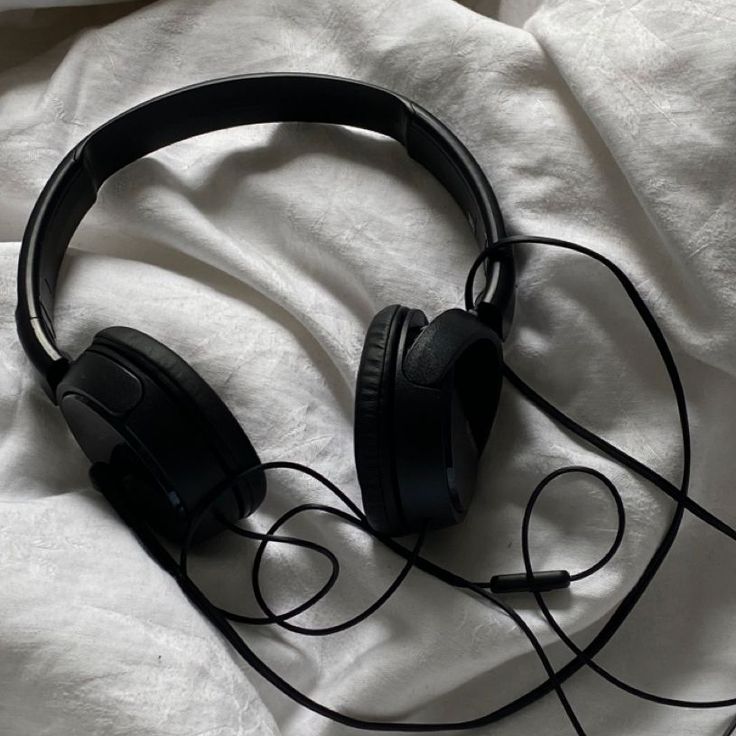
98;234;736;735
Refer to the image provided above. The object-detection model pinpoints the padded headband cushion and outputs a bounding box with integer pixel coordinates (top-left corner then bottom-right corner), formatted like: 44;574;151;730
354;305;410;535
93;326;263;513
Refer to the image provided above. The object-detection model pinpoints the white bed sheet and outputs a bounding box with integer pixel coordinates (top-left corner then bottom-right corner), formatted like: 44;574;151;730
1;1;735;734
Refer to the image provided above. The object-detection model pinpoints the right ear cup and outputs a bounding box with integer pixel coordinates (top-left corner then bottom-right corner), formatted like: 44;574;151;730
355;306;503;537
56;327;265;542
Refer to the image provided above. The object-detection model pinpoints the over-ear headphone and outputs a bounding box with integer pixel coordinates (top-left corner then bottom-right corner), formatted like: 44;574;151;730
16;73;515;543
19;73;736;736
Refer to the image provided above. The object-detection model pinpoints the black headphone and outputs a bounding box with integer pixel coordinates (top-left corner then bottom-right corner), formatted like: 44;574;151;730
18;73;736;736
16;73;515;543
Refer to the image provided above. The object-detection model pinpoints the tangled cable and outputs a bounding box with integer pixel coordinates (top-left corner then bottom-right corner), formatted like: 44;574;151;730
100;234;736;736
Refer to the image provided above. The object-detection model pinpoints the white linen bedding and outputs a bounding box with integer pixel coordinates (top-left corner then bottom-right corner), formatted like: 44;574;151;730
1;1;735;734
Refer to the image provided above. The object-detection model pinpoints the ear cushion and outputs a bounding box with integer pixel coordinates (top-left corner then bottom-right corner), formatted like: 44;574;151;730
403;308;503;453
354;305;413;535
93;326;265;516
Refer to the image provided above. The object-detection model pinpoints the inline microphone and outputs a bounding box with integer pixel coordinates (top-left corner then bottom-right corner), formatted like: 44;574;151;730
489;570;571;594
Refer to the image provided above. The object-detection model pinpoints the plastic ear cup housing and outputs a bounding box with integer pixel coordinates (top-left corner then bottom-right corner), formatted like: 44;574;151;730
56;328;265;542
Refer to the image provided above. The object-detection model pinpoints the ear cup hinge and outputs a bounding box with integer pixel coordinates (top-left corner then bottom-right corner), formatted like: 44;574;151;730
41;353;71;404
473;253;516;340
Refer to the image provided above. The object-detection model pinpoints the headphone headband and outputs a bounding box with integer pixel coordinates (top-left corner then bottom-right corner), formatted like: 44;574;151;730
16;73;514;400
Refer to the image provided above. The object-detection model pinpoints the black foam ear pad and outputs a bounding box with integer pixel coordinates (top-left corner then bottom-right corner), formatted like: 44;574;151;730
403;309;503;452
92;326;265;520
354;305;427;535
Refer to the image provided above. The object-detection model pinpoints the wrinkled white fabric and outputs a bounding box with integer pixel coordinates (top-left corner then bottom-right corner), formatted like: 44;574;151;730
0;1;133;9
1;1;735;734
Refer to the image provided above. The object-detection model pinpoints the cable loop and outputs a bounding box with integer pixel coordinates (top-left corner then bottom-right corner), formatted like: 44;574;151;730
118;234;736;734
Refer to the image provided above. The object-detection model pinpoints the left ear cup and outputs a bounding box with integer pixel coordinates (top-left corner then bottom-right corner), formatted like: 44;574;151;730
56;327;265;542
